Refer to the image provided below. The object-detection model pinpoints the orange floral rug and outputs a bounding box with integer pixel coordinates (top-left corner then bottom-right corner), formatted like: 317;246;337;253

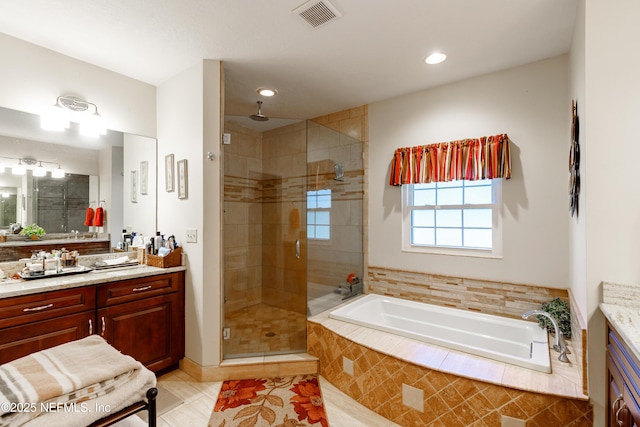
208;375;329;427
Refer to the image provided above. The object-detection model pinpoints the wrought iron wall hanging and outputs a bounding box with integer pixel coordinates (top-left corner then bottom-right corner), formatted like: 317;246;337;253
569;100;580;217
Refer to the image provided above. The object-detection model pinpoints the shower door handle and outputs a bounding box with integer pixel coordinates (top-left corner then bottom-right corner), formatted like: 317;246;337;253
295;239;300;259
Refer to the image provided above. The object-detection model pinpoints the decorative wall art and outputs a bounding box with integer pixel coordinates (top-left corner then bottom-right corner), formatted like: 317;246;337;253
177;159;188;200
569;100;580;217
130;170;138;203
140;160;148;195
165;154;175;192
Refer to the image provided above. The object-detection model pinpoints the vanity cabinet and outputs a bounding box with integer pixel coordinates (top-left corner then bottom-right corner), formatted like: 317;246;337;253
0;287;95;364
0;271;185;373
96;272;185;373
607;321;640;426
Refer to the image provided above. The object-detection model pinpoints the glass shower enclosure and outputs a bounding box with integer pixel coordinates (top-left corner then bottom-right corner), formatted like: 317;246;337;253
222;119;363;359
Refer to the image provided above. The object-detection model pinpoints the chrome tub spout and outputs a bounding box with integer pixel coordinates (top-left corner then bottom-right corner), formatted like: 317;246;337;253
522;310;569;363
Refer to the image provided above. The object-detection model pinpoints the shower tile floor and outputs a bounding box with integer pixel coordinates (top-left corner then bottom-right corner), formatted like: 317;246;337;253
223;303;307;358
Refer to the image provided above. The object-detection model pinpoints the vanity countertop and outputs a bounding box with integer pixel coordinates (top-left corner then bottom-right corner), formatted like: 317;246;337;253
0;264;186;299
0;238;111;247
600;281;640;363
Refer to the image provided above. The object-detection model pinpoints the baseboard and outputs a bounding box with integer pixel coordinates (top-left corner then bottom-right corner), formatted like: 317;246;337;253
179;354;319;382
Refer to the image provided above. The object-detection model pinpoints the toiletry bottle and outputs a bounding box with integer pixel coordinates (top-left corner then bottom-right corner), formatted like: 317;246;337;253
154;231;162;255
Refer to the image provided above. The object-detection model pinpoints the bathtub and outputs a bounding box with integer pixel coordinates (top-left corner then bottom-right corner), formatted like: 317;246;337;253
329;294;551;373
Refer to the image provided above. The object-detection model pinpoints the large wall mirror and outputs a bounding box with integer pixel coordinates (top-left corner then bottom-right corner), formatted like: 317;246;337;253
0;106;157;258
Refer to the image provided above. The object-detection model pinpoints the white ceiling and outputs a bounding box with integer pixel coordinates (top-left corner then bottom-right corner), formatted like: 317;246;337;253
0;0;578;129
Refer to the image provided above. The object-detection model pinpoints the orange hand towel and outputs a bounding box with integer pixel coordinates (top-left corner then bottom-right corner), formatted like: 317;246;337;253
290;207;300;230
94;207;104;227
84;207;94;226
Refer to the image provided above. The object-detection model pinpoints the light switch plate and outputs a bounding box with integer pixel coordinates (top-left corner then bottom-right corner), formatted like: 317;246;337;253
186;228;197;243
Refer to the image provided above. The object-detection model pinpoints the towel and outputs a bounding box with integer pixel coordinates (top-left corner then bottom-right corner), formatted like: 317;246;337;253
290;207;300;230
94;207;104;227
0;335;156;427
83;207;94;227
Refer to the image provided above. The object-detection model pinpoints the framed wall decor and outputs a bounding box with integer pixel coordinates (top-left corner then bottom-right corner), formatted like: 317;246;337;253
177;159;188;200
165;154;175;192
130;170;138;203
140;161;148;195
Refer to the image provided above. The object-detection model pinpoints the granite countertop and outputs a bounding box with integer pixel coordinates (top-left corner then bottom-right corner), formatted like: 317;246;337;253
0;238;110;247
600;281;640;363
0;265;186;298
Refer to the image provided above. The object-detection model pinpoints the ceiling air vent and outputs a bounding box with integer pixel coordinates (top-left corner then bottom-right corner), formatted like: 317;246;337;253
293;0;342;29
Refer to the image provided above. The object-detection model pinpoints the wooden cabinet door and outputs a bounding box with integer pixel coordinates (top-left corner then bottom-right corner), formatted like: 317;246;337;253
97;293;184;373
0;311;94;364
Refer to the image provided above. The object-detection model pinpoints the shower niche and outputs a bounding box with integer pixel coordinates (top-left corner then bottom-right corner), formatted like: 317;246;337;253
222;118;364;359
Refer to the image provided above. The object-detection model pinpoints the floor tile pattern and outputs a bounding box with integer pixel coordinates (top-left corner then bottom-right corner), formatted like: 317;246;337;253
308;322;593;426
223;303;307;358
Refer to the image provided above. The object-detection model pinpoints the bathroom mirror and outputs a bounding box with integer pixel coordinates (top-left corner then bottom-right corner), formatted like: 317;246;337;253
0;106;157;257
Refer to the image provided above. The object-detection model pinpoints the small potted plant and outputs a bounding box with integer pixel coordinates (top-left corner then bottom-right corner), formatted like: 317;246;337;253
19;223;46;240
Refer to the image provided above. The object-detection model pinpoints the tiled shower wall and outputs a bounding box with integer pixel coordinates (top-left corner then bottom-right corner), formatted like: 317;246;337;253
223;121;263;313
261;122;307;315
306;119;364;289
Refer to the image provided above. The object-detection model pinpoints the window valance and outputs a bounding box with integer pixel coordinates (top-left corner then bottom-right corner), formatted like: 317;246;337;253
389;133;511;186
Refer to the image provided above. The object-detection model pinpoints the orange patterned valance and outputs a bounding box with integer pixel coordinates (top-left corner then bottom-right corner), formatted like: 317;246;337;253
389;133;511;186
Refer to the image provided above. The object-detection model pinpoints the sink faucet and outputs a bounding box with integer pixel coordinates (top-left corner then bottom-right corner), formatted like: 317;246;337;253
522;309;570;363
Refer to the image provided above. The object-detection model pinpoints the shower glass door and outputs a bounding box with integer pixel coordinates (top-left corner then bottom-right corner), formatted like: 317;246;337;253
222;120;308;359
221;118;363;359
306;121;364;316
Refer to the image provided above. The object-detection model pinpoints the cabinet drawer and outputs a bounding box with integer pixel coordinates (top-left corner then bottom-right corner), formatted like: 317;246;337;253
97;272;184;307
0;311;94;365
0;286;96;329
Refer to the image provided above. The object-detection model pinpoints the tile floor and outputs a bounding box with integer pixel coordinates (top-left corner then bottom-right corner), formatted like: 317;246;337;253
223;303;307;358
154;368;399;427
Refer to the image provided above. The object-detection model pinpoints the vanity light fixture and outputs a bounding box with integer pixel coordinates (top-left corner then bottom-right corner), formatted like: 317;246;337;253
40;95;107;137
257;87;278;97
0;156;66;179
425;52;447;65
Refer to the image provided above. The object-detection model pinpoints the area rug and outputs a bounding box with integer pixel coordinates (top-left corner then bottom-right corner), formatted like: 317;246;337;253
208;374;329;427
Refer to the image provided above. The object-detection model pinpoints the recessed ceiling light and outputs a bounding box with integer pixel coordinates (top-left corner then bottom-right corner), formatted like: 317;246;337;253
425;52;447;65
257;88;278;97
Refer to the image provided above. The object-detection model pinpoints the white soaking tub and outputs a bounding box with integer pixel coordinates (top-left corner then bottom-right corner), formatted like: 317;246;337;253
329;293;551;373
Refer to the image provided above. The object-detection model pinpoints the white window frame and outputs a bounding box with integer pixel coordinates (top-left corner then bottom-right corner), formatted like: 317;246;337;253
402;179;503;258
307;189;331;241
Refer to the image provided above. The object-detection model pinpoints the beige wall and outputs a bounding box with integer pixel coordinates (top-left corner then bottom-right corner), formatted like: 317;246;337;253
368;56;570;288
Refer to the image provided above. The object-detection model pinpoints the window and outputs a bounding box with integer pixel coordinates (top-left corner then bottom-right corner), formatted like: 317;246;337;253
403;179;502;257
307;189;331;240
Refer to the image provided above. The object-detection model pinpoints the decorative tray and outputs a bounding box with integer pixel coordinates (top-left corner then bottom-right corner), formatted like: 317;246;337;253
18;265;93;280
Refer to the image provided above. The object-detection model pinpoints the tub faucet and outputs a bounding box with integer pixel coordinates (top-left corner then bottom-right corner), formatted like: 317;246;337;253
522;310;570;363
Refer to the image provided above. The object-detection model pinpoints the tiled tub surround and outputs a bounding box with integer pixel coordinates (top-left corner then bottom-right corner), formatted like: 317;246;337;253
309;307;592;426
367;266;589;394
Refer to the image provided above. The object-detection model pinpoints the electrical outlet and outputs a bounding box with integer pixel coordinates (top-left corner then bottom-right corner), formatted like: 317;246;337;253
186;228;197;243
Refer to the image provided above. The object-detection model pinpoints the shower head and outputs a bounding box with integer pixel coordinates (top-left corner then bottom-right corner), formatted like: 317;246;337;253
249;101;269;122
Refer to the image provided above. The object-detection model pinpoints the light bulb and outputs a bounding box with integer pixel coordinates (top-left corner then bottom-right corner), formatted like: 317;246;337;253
40;104;70;131
33;162;47;177
79;113;107;138
52;166;65;178
12;161;26;175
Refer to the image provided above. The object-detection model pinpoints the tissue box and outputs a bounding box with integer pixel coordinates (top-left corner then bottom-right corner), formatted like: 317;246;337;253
146;247;182;268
